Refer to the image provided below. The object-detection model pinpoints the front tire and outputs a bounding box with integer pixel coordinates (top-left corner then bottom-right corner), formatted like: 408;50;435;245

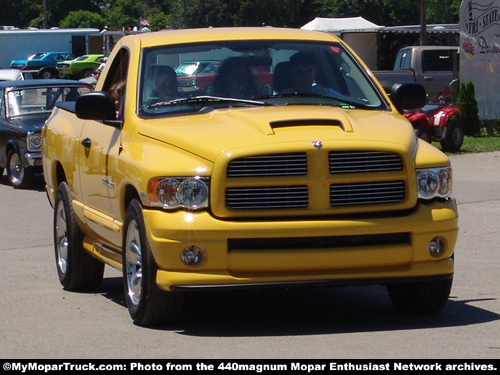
123;199;183;326
7;149;34;189
440;119;463;153
54;182;104;290
387;277;453;314
415;127;431;143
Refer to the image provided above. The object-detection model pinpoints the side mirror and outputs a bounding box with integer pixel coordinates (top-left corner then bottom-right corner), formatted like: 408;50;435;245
390;82;426;112
76;91;116;121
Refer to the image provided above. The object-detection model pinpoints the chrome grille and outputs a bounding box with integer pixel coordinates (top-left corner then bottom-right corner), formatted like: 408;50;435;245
226;186;308;209
330;181;405;206
227;153;307;177
329;151;403;174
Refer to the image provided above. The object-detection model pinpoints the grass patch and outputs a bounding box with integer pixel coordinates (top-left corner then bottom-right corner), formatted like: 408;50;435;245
432;136;500;154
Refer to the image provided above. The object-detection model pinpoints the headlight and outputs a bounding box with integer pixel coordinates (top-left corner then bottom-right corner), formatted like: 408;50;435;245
416;167;452;199
27;132;42;152
147;176;209;210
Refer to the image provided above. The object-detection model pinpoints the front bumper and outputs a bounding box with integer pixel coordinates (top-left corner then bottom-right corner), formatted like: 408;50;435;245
25;152;42;167
143;199;458;292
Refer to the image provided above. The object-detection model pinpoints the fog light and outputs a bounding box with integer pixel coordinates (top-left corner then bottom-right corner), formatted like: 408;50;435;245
428;237;445;256
181;246;203;265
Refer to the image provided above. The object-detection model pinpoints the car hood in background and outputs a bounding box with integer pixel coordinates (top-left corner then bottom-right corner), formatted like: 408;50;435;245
7;114;50;131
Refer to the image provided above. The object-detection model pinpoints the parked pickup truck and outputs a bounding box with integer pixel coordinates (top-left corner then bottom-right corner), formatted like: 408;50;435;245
42;27;458;326
373;46;459;100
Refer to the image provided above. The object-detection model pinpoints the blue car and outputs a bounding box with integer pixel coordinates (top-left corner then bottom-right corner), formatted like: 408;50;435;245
10;52;75;79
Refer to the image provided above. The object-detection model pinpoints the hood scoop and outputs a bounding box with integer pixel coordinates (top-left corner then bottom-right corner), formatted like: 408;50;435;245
270;118;346;131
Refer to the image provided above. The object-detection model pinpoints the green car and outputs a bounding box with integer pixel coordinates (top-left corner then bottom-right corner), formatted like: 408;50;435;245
56;54;105;79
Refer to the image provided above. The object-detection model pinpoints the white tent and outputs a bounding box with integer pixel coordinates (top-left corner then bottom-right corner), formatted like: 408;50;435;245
301;17;382;70
301;17;382;34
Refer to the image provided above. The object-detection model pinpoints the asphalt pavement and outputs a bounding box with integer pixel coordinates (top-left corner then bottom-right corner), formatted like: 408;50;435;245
0;151;498;359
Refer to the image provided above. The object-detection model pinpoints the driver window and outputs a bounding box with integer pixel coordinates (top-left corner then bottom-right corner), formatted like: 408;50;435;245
103;48;129;119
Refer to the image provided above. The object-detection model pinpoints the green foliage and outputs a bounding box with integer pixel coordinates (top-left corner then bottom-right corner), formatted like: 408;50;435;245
458;81;482;137
144;9;171;31
1;0;464;30
426;0;461;24
235;0;315;28
309;0;461;26
0;0;40;28
46;0;101;28
60;11;105;29
103;0;144;30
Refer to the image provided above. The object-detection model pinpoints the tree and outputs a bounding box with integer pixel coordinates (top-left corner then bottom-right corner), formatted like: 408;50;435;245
458;81;481;136
144;9;171;31
235;0;314;28
426;0;461;24
0;0;463;30
60;10;105;29
45;0;102;28
103;0;144;30
0;0;41;28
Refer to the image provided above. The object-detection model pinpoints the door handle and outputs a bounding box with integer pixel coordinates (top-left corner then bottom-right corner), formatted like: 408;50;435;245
81;137;91;149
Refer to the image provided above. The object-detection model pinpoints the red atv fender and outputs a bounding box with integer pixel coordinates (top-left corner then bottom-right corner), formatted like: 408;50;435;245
404;109;432;143
429;106;461;128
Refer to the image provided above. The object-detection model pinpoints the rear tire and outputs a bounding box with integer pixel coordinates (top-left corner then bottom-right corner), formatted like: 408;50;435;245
80;69;94;79
387;277;453;313
122;199;183;326
54;182;104;291
39;68;58;79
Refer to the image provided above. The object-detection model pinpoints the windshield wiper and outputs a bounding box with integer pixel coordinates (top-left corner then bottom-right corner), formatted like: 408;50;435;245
148;95;272;108
255;92;372;109
334;97;372;110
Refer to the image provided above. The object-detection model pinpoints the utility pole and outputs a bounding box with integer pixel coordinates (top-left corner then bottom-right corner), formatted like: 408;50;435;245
420;0;427;45
43;0;47;29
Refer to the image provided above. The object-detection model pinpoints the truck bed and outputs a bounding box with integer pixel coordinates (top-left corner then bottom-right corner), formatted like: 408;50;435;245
372;70;416;93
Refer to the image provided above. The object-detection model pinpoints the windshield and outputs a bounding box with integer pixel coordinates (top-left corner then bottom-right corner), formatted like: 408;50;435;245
139;40;387;117
6;85;90;117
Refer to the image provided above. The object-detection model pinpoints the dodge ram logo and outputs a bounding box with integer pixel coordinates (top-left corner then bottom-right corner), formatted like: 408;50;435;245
312;140;323;149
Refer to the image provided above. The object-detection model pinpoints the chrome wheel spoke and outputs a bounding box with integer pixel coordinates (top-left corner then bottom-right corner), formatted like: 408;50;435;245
55;202;69;273
9;153;23;182
125;221;142;307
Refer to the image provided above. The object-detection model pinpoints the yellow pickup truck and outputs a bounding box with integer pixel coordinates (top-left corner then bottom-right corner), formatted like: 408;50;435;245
42;27;458;326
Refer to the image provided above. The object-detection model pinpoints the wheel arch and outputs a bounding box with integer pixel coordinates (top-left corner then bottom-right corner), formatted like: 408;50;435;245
55;161;68;186
5;140;19;158
46;160;67;202
122;183;141;218
409;116;429;129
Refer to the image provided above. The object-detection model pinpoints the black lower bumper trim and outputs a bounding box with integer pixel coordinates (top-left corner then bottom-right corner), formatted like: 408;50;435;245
170;274;453;292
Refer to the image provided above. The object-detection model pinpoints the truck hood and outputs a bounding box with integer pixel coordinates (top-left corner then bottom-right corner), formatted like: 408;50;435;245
136;106;415;162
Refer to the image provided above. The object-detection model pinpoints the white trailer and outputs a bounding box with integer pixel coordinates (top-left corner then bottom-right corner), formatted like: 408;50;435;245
460;0;500;120
0;28;101;69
